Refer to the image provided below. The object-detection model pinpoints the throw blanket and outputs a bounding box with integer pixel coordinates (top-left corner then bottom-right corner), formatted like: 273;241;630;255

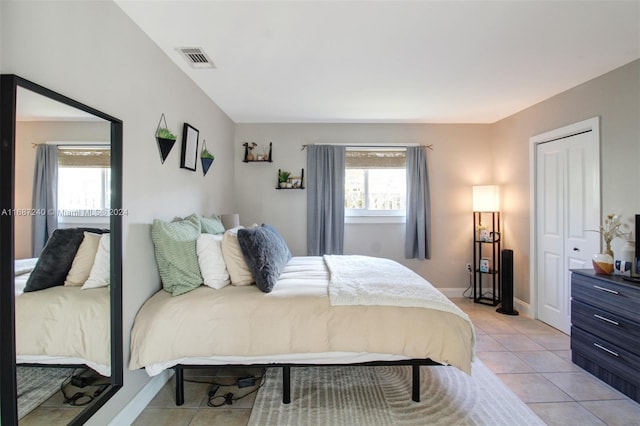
325;255;473;325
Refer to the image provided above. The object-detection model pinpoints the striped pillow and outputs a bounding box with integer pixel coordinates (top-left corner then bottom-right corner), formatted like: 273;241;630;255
151;214;202;296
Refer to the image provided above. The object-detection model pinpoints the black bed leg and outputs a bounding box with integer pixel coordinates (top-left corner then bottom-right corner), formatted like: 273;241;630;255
282;366;291;404
175;367;185;406
412;364;420;402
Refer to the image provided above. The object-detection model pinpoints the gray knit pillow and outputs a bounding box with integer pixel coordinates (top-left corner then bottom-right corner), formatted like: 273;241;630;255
237;225;291;293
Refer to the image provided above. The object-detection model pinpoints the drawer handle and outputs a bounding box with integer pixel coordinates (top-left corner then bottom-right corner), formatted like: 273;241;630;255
593;285;619;295
593;342;619;357
593;314;619;326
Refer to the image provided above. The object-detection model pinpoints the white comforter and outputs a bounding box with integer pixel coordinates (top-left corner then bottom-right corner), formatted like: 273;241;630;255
130;256;475;376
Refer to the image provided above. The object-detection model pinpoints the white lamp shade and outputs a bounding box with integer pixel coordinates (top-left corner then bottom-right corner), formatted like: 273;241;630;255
473;185;500;212
221;213;240;229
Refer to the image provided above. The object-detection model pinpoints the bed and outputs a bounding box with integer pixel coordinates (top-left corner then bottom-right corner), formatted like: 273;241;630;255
130;218;475;404
14;228;112;377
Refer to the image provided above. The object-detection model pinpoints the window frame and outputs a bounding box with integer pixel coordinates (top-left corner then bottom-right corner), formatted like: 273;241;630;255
56;143;111;225
344;147;407;223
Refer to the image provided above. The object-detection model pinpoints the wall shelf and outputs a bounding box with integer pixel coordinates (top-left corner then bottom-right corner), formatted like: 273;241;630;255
276;168;305;190
243;141;272;163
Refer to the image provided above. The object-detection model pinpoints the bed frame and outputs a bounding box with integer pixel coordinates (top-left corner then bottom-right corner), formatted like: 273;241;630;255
173;358;441;405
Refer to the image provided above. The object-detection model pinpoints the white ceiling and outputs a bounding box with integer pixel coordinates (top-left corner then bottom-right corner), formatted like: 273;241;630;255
116;0;640;124
17;87;104;122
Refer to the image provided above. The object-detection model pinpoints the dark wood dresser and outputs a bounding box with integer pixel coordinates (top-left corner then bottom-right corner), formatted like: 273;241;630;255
571;270;640;403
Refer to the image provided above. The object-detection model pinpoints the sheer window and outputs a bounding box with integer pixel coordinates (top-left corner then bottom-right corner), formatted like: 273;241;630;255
345;149;406;218
57;146;110;221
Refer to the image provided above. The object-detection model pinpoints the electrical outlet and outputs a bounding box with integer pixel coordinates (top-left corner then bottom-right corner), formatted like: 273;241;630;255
465;262;472;273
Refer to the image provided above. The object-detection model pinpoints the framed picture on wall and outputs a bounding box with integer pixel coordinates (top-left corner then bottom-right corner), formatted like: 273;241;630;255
289;176;302;188
180;123;199;171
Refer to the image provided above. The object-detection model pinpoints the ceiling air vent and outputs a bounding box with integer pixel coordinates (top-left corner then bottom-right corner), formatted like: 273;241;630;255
177;47;215;69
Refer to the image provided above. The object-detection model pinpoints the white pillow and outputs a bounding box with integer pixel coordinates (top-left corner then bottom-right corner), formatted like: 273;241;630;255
82;233;110;289
197;233;230;290
221;226;254;286
64;232;102;286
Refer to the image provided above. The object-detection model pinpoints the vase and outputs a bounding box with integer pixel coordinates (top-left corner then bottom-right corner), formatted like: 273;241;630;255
592;253;614;275
614;240;635;276
247;151;254;161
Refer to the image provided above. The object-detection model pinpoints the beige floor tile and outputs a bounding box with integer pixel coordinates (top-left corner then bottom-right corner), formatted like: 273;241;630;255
580;400;640;426
528;332;571;350
492;334;547;351
20;406;85;426
476;351;535;373
514;351;580;373
553;349;573;363
528;402;607;426
472;319;521;334
189;408;252;426
498;373;573;403
475;334;508;351
511;319;564;335
131;408;198;426
147;380;209;408
543;372;627;401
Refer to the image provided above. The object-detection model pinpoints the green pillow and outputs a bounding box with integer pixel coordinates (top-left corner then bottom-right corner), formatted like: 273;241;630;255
199;214;225;234
151;214;202;296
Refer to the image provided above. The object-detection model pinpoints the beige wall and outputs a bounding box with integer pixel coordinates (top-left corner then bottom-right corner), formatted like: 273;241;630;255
234;123;493;292
1;1;236;423
14;121;110;258
492;59;640;305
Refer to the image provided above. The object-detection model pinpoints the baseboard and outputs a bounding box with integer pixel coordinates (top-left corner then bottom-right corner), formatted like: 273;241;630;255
513;297;532;318
108;370;172;426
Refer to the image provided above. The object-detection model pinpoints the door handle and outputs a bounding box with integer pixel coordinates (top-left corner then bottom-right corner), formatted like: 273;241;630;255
573;247;580;252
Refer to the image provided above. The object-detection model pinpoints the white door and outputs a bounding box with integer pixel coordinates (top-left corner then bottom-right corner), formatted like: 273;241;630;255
533;119;600;334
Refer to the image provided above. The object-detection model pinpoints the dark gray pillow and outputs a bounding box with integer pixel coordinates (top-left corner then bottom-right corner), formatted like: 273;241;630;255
237;224;292;293
24;228;108;292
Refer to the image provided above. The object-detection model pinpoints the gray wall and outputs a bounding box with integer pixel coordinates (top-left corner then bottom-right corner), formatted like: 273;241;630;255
234;123;493;292
1;1;236;423
492;59;640;304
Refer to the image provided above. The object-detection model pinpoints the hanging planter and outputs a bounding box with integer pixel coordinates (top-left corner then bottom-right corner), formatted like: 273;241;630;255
155;113;177;164
200;139;214;176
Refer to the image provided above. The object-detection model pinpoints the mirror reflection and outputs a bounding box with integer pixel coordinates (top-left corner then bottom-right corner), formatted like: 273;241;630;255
13;87;113;422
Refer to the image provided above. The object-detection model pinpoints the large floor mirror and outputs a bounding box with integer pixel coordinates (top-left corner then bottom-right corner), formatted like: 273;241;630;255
1;75;122;425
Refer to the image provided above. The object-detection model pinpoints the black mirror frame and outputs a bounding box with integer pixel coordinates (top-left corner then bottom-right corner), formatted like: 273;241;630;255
0;74;123;425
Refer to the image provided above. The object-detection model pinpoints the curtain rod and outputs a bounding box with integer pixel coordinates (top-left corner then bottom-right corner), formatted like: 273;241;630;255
301;143;433;151
32;141;109;148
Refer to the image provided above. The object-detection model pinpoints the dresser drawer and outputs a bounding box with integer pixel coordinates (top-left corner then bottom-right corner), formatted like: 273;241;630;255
571;326;640;387
572;273;640;320
571;299;640;354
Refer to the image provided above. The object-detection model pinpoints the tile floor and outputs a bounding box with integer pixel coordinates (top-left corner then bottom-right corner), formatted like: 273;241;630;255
23;297;640;425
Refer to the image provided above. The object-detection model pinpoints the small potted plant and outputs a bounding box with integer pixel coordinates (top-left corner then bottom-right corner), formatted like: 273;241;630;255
278;170;291;188
156;127;177;141
200;143;215;176
155;125;178;164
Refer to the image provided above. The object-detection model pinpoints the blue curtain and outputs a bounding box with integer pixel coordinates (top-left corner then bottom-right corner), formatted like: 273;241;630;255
32;145;58;257
306;145;346;255
405;146;431;259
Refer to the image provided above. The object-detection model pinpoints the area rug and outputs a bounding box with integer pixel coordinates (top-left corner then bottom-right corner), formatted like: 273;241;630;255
17;366;74;419
248;360;544;425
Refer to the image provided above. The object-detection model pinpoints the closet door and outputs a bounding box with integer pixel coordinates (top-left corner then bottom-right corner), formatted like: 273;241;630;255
535;123;599;334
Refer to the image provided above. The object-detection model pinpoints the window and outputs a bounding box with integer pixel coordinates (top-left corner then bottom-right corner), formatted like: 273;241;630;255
57;146;110;221
345;149;406;220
